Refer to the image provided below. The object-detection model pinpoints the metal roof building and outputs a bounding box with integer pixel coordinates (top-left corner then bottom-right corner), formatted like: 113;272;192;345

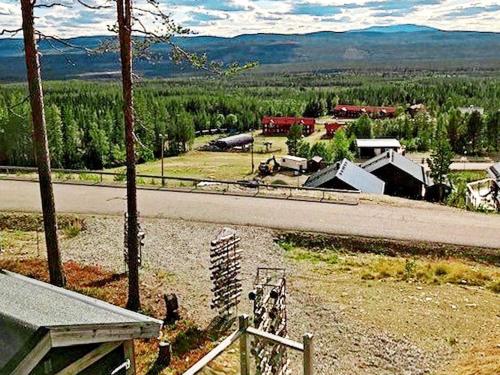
355;138;402;158
361;150;428;199
304;158;385;194
0;270;162;375
214;134;254;150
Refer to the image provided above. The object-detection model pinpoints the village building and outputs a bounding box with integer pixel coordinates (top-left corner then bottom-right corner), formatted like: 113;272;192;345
406;103;427;118
307;156;326;173
0;270;162;375
355;138;402;159
458;105;484;116
324;120;347;137
261;116;315;136
304;158;385;194
361;150;428;199
332;105;396;119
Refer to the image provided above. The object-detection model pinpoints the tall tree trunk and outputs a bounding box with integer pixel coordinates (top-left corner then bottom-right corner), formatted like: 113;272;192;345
20;0;65;287
117;0;140;311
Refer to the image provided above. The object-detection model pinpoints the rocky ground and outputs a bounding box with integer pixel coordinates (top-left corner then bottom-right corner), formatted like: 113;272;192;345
56;215;499;375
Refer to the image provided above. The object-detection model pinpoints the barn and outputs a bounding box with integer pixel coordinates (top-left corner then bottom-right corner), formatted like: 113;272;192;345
361;150;428;199
304;159;385;194
0;270;162;375
333;105;396;119
261;116;315;136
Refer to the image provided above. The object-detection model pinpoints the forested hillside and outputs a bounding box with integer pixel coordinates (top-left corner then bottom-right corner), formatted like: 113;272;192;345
0;75;498;170
1;26;500;81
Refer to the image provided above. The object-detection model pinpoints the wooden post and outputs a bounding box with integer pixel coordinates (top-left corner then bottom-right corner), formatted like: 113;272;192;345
123;340;136;375
239;315;251;375
303;333;313;375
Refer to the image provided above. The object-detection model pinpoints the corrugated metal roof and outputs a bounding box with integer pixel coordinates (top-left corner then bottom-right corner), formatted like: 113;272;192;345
361;150;428;185
356;139;401;148
215;134;254;148
305;159;385;194
0;270;162;371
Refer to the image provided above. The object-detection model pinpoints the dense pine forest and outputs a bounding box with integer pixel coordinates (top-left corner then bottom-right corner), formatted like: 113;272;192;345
0;74;498;170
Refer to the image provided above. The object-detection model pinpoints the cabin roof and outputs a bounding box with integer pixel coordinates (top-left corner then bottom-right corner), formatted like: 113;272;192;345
361;150;428;185
0;270;162;371
305;159;385;194
355;139;401;148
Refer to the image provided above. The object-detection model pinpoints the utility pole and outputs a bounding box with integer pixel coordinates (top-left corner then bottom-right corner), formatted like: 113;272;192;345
160;133;165;186
251;128;255;173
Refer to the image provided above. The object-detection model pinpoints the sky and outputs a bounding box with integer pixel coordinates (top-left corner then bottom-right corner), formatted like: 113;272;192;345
0;0;499;38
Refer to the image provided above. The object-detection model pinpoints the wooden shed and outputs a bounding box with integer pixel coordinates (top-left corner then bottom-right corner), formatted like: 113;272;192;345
0;270;162;375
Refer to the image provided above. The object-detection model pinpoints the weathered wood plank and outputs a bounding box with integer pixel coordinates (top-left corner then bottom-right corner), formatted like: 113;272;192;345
11;333;51;375
54;341;123;375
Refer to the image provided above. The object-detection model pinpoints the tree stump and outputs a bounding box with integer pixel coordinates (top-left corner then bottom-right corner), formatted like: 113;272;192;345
157;342;171;367
164;293;180;325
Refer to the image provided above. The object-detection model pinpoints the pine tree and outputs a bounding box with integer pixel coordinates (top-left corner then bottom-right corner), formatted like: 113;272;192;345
286;124;303;156
45;104;64;168
331;130;354;162
466;111;483;155
427;115;453;202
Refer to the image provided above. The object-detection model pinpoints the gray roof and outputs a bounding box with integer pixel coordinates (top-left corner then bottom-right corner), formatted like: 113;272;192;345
361;150;428;185
305;159;385;194
355;139;401;148
215;134;254;148
0;270;162;371
487;162;500;182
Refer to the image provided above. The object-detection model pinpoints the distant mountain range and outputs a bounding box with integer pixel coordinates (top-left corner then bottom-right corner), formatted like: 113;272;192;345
1;24;499;81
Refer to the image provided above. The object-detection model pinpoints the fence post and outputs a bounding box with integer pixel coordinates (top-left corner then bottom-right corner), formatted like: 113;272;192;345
303;333;313;375
100;173;103;183
161;176;165;187
239;315;251;375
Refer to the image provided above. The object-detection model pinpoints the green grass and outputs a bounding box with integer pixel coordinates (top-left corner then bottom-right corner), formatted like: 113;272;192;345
279;240;500;292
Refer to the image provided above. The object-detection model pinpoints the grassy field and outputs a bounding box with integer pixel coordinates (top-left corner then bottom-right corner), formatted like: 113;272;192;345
114;126;328;181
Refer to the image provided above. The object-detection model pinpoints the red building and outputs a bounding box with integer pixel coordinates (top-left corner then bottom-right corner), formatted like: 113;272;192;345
261;116;315;136
333;105;396;119
324;122;345;137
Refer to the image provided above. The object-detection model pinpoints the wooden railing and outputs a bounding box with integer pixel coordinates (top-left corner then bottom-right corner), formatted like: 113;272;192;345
183;315;313;375
0;165;360;205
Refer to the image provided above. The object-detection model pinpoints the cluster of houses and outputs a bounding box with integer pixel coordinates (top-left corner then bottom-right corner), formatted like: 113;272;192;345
304;149;430;200
261;105;398;139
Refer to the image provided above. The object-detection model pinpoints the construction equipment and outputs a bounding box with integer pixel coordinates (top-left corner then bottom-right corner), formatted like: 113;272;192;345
259;155;280;176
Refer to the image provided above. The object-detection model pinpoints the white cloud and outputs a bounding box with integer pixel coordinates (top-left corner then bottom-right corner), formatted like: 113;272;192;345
0;0;498;38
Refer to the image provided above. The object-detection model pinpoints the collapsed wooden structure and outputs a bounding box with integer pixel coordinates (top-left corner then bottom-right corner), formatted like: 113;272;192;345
0;270;162;375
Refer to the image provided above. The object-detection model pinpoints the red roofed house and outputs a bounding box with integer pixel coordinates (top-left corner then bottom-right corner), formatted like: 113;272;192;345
261;116;315;136
324;121;346;137
333;105;396;119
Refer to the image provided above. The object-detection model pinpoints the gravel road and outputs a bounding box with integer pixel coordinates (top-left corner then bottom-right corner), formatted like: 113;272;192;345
62;216;444;375
1;179;499;249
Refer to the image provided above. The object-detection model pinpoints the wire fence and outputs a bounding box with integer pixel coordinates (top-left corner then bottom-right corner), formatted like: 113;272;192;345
0;165;360;205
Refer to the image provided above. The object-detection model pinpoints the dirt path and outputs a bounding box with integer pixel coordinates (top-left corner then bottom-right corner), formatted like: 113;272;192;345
54;216;499;375
1;180;499;249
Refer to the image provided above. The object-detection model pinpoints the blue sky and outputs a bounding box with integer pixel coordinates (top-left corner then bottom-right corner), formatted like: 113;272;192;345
0;0;499;38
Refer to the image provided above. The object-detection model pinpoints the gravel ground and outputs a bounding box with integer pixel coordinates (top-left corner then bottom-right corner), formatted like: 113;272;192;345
63;216;445;374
